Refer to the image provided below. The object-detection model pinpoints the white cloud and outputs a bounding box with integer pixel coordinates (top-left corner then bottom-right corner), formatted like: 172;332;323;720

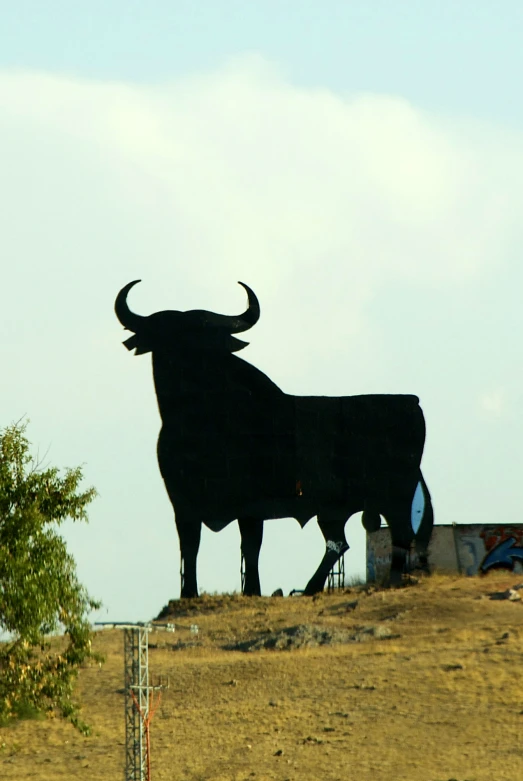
2;57;521;381
479;389;505;417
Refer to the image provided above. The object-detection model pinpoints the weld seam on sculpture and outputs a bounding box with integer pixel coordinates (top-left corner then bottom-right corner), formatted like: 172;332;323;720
115;280;434;597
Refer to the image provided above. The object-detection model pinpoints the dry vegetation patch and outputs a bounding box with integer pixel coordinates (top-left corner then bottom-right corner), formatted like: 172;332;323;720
1;571;522;780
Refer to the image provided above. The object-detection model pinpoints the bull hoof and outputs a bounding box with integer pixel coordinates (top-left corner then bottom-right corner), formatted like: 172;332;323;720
412;557;430;575
386;572;404;588
303;584;324;596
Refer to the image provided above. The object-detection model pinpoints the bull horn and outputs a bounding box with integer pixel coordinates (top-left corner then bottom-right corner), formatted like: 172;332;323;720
115;280;145;332
235;282;260;331
203;282;260;333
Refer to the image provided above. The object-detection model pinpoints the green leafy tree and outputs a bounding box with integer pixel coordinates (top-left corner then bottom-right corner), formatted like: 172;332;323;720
0;421;102;733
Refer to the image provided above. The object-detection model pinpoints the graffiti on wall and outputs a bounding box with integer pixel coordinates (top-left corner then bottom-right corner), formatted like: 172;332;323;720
441;524;523;576
367;523;523;582
457;533;487;576
480;533;523;574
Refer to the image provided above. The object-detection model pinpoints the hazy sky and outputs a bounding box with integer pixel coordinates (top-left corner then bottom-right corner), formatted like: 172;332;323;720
2;2;523;624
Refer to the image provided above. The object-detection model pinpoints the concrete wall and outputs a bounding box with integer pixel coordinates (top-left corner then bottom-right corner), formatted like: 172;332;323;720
366;523;523;582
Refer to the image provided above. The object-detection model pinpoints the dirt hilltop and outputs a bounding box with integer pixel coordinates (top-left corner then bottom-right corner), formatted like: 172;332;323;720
1;570;522;781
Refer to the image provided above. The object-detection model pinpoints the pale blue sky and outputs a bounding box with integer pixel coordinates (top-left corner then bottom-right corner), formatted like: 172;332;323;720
1;1;522;624
2;1;523;122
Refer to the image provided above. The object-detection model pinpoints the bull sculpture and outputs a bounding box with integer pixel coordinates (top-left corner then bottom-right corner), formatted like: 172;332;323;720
115;280;434;598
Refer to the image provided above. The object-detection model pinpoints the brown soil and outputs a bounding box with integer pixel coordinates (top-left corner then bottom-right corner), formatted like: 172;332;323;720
1;570;522;781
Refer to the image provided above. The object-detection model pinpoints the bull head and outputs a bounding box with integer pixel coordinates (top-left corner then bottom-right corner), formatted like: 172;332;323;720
115;280;260;355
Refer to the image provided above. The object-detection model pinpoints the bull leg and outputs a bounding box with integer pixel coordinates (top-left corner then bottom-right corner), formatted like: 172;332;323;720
382;490;418;587
176;518;201;598
238;517;263;596
303;517;349;596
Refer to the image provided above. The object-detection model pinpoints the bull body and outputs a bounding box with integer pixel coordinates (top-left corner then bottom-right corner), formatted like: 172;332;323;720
116;281;434;597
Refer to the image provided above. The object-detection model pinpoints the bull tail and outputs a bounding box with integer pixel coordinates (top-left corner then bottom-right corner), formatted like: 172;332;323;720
362;505;382;533
413;472;434;560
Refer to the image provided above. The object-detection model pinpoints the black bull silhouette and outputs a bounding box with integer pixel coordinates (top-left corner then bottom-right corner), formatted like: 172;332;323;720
115;280;434;597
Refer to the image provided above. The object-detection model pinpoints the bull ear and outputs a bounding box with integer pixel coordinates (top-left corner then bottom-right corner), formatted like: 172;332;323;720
228;336;250;352
123;334;138;351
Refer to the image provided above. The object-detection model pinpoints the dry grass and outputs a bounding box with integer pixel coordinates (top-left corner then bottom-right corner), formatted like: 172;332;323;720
1;570;523;780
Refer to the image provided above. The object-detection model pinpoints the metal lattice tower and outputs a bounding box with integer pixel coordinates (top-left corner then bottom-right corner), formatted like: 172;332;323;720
327;553;346;592
124;625;149;781
95;622;173;781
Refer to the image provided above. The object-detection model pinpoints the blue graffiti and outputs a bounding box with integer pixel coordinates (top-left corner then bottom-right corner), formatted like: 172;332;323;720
480;537;523;573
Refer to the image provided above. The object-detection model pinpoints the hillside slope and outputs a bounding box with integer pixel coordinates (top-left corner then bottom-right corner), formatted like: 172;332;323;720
1;571;522;781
